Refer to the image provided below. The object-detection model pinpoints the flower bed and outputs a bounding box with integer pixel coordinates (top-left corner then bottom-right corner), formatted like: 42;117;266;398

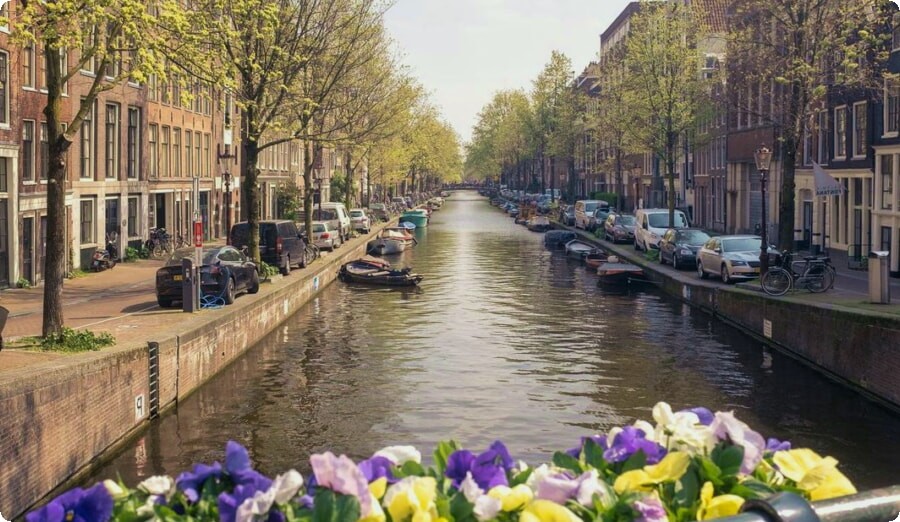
26;402;856;522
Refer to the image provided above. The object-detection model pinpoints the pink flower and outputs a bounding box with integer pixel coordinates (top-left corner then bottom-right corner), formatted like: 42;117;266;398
310;452;372;515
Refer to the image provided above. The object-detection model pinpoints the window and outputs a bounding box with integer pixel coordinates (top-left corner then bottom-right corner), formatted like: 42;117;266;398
148;124;158;178
23;43;35;88
894;20;900;51
22;120;34;181
81;101;94;178
148;74;158;101
882;155;893;210
0;52;8;125
105;104;119;179
803;127;813;166
194;131;201;176
81;199;95;243
40;123;49;180
184;130;192;177
817;110;829;164
39;46;46;90
81;27;97;74
887;81;900;135
161;126;169;177
204;134;210;176
0;157;6;192
127;107;139;179
173;128;181;176
834;106;847;159
853;103;867;158
127;197;138;237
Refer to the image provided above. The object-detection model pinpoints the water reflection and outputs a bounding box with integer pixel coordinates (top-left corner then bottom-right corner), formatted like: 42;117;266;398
90;191;900;489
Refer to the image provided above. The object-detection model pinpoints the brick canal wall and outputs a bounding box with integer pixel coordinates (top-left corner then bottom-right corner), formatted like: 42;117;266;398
0;225;386;518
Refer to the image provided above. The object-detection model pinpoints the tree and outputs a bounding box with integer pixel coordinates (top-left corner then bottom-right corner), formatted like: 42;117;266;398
465;90;535;187
532;51;576;197
620;0;714;227
728;0;892;250
8;0;209;335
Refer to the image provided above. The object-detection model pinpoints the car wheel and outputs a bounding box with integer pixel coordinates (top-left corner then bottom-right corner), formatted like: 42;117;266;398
697;260;709;279
659;250;667;265
721;264;732;284
157;297;174;308
280;256;291;276
224;277;236;304
634;238;641;251
248;270;260;294
672;254;680;270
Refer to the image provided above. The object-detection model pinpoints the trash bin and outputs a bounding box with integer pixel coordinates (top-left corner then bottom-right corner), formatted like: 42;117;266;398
868;251;891;304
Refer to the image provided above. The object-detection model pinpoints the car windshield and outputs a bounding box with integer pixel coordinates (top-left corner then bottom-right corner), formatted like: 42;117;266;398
584;202;598;212
167;248;217;266
678;230;710;245
617;215;636;225
350;211;363;217
722;238;760;252
313;224;326;232
648;213;687;228
319;209;338;220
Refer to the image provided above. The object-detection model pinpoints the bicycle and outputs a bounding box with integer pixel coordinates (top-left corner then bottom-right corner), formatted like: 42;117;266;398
760;251;835;296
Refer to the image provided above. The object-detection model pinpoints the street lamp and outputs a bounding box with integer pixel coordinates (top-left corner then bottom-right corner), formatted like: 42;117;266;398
223;171;232;244
754;146;773;275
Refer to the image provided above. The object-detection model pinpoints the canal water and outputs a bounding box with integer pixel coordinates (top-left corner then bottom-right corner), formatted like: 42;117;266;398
91;191;900;489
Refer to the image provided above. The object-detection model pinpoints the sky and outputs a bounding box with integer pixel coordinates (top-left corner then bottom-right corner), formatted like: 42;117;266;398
383;0;634;144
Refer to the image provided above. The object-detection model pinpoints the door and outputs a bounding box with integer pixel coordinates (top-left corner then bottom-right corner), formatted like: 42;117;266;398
200;191;210;240
155;194;166;229
801;201;813;250
22;217;33;284
0;201;8;287
105;198;119;244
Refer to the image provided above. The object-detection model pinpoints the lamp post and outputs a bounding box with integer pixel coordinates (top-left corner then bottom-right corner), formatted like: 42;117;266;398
223;171;232;245
754;146;773;275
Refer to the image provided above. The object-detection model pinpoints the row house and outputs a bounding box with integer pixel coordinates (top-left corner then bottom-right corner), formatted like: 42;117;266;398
871;20;900;276
574;63;602;199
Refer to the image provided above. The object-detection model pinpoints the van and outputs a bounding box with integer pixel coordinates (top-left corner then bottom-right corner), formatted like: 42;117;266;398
230;220;307;275
574;200;609;231
315;202;352;240
634;208;689;251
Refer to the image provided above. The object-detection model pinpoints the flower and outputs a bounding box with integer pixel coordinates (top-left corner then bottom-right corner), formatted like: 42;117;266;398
633;497;669;522
696;482;744;520
102;480;127;501
604;426;667;465
358;456;397;484
26;484;114;522
680;407;714;426
519;499;582;522
772;449;857;501
614;451;691;494
137;476;175;498
652;402;714;453
310;452;373;515
460;472;484;502
574;471;614;507
446;442;513;490
565;435;606;458
374;445;422;465
383;476;440;522
473;495;502;521
766;438;792;452
487;484;534;511
226;441;252;474
176;462;223;502
710;411;765;475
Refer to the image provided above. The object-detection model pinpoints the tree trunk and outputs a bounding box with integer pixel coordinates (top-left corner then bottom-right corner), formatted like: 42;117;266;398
345;150;353;210
779;81;804;252
241;104;261;263
41;45;68;336
303;138;315;241
615;148;623;211
666;131;677;228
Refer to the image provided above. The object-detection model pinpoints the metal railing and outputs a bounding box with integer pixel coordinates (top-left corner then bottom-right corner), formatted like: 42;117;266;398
715;487;900;522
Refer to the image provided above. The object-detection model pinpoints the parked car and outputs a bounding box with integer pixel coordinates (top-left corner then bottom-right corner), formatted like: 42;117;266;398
315;202;352;240
155;246;259;308
369;203;390;222
574;200;608;231
593;207;613;229
634;208;690;251
604;214;637;243
696;235;776;284
350;208;371;233
560;205;576;226
306;221;342;251
230;220;307;275
658;228;711;269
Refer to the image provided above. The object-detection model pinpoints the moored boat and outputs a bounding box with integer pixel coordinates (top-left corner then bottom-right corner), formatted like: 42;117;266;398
596;255;643;286
398;221;417;231
339;257;423;286
584;251;610;270
544;230;577;248
400;209;429;228
367;237;406;255
526;215;551;232
383;227;417;247
565;239;601;260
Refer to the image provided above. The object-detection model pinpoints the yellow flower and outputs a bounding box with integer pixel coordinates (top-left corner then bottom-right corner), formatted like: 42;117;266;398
359;494;387;522
487;484;534;511
519;500;582;522
772;449;857;501
697;481;744;520
613;452;691;494
369;477;388;500
384;477;440;522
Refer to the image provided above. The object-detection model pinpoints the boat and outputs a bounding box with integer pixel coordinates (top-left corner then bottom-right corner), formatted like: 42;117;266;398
400;209;429;228
565;239;601;260
339;257;423;286
596;255;644;286
441;191;451;198
383;227;417;248
584;251;610;270
367;237;406;255
526;216;551;232
398;221;417;231
544;230;577;248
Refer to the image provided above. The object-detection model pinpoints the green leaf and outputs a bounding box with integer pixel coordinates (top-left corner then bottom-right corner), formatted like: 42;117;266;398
696;456;722;485
584;438;608;471
312;489;361;522
620;451;647;473
729;478;776;499
449;491;476;522
434;440;460;475
552;451;584;474
510;467;533;487
672;463;700;509
399;461;427;477
711;444;744;477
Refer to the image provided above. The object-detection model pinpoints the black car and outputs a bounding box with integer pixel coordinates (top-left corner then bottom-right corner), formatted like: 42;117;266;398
156;246;259;307
230;220;307;275
659;228;711;269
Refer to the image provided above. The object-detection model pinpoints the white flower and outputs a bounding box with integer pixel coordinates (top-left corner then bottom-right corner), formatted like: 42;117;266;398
652;402;714;453
235;470;304;522
473;495;502;521
633;420;656;440
374;445;422;465
460;472;484;503
526;464;552;490
575;470;613;508
103;480;128;500
515;460;530;474
138;476;175;498
136;497;158;518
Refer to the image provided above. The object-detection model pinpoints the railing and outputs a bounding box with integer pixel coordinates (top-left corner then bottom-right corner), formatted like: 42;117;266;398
716;487;900;522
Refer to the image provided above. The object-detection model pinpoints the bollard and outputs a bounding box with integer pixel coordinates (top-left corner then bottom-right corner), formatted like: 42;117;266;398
181;257;198;313
868;251;890;304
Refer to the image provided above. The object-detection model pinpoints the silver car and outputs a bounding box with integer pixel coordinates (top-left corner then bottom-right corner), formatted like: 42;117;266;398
604;214;637;243
350;208;371;233
309;221;342;251
696;235;775;284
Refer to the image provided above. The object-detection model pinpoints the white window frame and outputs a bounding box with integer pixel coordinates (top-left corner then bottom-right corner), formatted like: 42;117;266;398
0;51;10;128
817;110;829;165
80;198;96;244
22;42;36;89
833;105;847;161
22;119;35;182
886;79;900;138
105;103;119;179
852;102;867;160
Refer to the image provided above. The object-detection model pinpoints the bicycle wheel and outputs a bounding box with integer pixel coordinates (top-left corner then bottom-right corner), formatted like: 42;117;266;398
806;264;835;293
761;268;792;296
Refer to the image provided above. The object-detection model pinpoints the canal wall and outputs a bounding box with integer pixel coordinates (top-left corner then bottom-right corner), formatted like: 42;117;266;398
568;226;900;411
0;223;390;519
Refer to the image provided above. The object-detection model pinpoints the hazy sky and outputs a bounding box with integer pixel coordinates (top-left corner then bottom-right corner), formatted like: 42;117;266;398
383;0;634;144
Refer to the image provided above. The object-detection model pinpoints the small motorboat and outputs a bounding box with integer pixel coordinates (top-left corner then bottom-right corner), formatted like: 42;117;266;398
383;227;417;247
565;239;601;260
441;191;450;198
596;255;644;286
527;216;551;232
339;257;423;286
401;209;429;228
544;230;577;249
398;221;417;231
367;237;406;255
584;251;610;270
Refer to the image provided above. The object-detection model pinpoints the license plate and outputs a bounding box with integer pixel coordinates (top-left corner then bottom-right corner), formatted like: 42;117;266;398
173;275;183;281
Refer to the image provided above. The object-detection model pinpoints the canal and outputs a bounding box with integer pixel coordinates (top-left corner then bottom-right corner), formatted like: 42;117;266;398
91;191;900;489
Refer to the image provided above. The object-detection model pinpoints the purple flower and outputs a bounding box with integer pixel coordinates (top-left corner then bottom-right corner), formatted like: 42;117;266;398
176;462;223;503
446;442;514;490
26;483;113;522
358;455;396;483
226;440;252;474
710;412;766;474
680;407;714;426
534;471;579;504
766;438;791;452
634;498;669;522
603;427;667;465
446;450;476;487
565;435;607;459
299;494;315;509
310;452;372;515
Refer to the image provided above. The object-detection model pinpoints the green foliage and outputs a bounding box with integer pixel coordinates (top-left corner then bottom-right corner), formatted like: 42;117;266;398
37;327;116;353
124;246;140;262
644;249;660;262
591;192;619;208
139;246;151;259
67;269;91;279
259;261;280;279
17;277;32;289
276;184;304;221
312;489;360;522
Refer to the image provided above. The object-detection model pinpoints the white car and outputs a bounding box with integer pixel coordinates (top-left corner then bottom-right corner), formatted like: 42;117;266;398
349;208;371;233
696;235;775;284
308;221;342;251
634;208;689;251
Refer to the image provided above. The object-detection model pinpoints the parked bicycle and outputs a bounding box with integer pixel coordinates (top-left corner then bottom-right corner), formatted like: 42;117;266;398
146;227;173;258
760;251;836;296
